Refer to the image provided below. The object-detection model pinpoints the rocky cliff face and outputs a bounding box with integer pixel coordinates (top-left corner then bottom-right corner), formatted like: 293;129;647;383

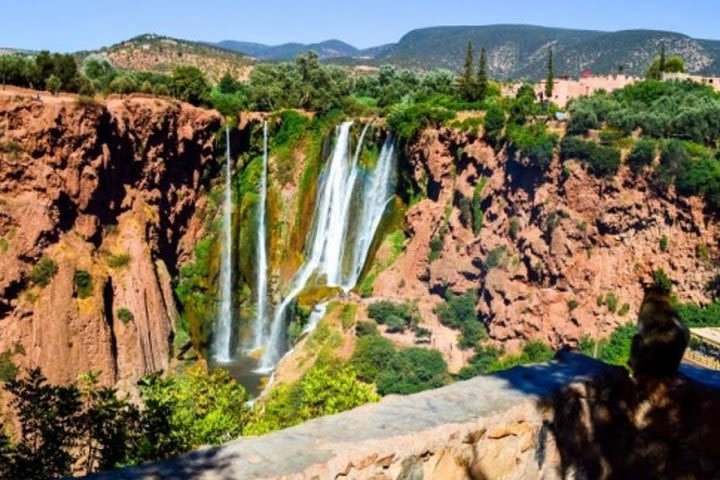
0;94;220;388
374;128;719;353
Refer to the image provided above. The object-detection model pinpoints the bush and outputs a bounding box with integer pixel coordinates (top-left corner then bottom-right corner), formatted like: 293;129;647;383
434;290;486;350
560;136;620;178
170;66;209;105
652;268;673;292
567;107;600;135
355;320;378;337
483;246;507;270
0;351;18;382
508;217;520;240
483;103;505;147
659;235;669;252
507;123;557;169
627;138;655;173
107;253;131;269
387;102;455;142
654;140;690;191
117;308;134;324
376;347;449;395
29;257;58;287
457;345;502;379
675;156;720;208
73;270;93;299
350;335;396;383
367;301;419;333
677;301;720;328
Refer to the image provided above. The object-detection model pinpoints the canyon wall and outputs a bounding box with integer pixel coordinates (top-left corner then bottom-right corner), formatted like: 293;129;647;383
372;127;719;355
0;94;221;388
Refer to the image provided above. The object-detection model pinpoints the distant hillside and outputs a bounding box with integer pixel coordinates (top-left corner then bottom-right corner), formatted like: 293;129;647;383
218;39;359;60
375;25;720;79
78;34;253;82
219;24;720;79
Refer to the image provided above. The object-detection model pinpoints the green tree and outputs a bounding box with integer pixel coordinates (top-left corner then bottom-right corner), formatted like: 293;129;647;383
108;75;137;96
170;66;209;105
477;47;488;100
646;54;684;79
46;74;61;96
4;369;82;479
218;71;242;94
458;42;477;101
545;48;554;99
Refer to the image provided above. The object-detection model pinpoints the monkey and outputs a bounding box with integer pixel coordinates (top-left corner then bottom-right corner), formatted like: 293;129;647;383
629;286;690;377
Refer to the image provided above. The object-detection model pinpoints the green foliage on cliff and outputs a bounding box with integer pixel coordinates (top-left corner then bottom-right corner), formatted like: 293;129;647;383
560;136;621;178
73;270;93;299
376;347;449;395
387;101;455;142
29;256;58;287
367;300;419;333
507;123;557;169
434;290;487;350
245;363;379;435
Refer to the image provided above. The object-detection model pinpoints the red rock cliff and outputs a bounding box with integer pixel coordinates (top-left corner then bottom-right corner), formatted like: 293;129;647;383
374;128;719;354
0;94;221;389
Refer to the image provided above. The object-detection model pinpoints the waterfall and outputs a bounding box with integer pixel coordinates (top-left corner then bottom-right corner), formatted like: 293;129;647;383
251;122;271;351
213;126;233;363
256;122;396;372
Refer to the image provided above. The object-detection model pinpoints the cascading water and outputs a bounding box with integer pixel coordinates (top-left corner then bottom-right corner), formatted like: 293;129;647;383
251;121;270;351
257;122;396;372
213;126;233;362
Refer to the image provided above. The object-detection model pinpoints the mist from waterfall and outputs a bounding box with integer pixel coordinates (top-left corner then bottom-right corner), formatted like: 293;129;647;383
213;126;233;362
257;122;397;372
251;121;270;351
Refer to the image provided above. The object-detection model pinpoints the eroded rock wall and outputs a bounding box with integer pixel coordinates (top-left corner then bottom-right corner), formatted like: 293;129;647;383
0;95;221;388
374;128;719;353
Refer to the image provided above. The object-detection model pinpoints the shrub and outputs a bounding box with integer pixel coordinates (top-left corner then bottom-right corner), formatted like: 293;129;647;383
29;257;58;287
117;308;134;324
0;237;8;253
367;301;418;331
0;351;18;382
376;348;449;395
507;123;557;169
508;217;520;240
659;235;669;252
618;303;631;316
350;335;396;383
483;103;505;147
355;320;378;337
107;253;131;269
387;102;455;142
73;270;93;299
567;299;580;311
457;345;502;379
483;246;507;270
560;136;621;177
605;292;619;313
677;301;720;328
627;138;655;173
567;107;600;135
654;140;689;191
472;177;488;235
652;268;673;292
434;290;485;350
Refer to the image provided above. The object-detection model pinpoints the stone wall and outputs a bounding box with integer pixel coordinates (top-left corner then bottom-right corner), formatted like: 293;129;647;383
87;351;720;479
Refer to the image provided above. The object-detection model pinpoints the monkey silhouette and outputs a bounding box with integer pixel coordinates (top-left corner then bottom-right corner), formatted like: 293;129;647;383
629;286;689;377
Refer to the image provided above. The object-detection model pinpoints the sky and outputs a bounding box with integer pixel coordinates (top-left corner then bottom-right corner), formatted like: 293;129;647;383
2;0;720;52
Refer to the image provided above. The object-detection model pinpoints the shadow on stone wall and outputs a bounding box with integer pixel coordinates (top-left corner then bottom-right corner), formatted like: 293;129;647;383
497;350;720;479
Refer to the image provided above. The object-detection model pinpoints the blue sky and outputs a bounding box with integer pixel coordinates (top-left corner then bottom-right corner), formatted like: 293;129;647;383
2;0;719;51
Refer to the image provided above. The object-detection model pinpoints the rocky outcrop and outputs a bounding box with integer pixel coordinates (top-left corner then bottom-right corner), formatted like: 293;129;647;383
0;94;221;388
374;128;720;354
85;351;720;479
